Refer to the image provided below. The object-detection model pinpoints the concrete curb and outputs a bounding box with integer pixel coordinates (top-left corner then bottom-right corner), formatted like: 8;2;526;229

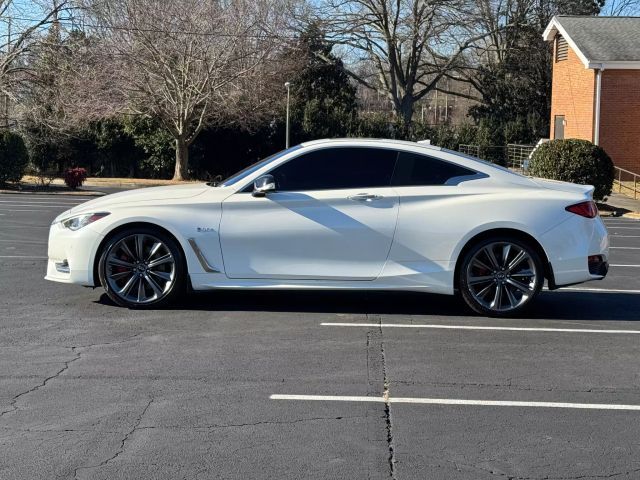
0;189;106;197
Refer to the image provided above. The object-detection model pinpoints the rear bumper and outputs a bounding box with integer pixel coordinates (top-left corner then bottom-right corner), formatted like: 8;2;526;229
541;215;609;288
588;255;609;277
547;259;608;290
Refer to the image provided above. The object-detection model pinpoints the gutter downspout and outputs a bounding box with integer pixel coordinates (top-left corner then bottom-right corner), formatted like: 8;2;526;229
594;65;603;145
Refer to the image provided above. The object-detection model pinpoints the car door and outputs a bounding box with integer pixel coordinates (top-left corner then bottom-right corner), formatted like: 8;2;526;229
388;150;484;266
219;146;399;280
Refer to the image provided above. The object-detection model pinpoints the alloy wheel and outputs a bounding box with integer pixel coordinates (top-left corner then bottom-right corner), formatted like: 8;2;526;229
465;241;538;313
104;233;176;305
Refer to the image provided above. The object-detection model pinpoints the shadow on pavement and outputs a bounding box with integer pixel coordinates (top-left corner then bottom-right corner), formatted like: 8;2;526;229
98;289;640;322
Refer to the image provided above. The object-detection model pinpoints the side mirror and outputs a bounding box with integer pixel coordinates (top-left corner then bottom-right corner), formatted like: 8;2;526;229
252;174;276;197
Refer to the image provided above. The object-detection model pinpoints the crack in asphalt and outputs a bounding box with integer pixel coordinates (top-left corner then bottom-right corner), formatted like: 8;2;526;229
0;416;363;437
0;335;143;420
137;416;363;431
73;398;154;480
68;402;356;478
459;461;640;479
393;380;640;395
489;468;640;479
0;427;124;434
376;316;397;480
0;347;81;419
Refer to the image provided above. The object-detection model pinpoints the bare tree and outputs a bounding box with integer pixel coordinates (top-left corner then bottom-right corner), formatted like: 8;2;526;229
0;0;69;125
601;0;640;14
308;0;494;126
78;0;287;180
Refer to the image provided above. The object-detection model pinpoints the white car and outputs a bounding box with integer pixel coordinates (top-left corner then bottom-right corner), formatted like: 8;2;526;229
46;139;609;316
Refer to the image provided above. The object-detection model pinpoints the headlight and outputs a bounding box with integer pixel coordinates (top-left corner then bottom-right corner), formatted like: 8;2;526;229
60;212;110;231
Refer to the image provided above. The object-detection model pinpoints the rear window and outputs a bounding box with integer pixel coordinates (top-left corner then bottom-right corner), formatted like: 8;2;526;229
392;152;477;186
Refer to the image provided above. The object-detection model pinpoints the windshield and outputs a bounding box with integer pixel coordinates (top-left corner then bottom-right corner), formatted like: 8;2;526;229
218;145;302;187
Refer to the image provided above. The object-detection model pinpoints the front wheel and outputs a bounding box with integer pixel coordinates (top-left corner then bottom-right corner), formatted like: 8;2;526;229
458;237;544;317
98;227;186;308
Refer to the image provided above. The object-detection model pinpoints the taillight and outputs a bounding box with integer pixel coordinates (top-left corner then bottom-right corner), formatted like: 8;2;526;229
565;201;598;218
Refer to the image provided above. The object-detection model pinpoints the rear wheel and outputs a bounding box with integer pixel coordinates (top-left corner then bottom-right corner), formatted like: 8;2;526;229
98;227;186;308
458;237;544;317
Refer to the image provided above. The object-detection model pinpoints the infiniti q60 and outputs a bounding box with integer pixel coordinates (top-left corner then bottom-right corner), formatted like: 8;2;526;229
46;139;609;316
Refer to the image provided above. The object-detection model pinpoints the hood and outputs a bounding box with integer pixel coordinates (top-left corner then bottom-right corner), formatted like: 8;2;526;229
529;177;594;198
69;183;210;215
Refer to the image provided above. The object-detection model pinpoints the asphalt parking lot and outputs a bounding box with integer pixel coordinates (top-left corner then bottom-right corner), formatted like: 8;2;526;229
1;192;640;480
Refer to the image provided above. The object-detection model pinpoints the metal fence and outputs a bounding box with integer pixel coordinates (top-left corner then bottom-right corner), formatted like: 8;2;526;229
458;144;536;173
614;166;640;200
507;144;536;172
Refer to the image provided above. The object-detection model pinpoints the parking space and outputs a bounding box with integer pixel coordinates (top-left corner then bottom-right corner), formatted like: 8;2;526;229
1;193;640;479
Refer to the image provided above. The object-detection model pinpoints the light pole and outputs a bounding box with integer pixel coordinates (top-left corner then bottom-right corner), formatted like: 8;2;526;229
284;82;291;149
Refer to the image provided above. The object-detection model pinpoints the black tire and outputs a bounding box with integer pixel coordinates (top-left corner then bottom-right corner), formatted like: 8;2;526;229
98;226;186;308
458;236;544;317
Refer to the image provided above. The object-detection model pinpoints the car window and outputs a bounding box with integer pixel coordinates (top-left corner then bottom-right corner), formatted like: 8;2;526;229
442;148;525;178
220;145;302;187
392;151;477;186
268;147;398;191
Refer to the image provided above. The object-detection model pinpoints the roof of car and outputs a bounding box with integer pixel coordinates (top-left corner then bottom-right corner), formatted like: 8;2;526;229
300;138;443;152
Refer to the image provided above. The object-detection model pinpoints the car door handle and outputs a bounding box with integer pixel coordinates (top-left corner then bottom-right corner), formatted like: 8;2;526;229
348;193;383;202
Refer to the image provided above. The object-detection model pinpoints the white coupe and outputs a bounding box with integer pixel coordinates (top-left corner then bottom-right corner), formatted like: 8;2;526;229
46;139;609;316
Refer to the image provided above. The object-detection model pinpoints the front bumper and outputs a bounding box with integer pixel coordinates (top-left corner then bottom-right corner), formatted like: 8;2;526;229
45;221;104;286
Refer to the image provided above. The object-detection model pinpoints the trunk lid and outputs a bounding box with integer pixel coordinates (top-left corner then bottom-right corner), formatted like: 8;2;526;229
529;177;595;198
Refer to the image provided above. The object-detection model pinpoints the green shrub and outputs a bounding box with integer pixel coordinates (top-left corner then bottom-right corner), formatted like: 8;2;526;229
0;131;29;185
429;124;458;150
351;113;401;139
455;122;479;147
528;139;614;201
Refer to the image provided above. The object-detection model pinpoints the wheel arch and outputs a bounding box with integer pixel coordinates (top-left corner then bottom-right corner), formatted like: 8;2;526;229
92;221;188;287
453;228;552;292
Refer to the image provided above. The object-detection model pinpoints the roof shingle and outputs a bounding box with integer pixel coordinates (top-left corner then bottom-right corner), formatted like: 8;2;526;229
553;16;640;63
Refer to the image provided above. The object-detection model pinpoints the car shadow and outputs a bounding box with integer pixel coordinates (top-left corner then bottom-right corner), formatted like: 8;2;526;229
98;290;640;322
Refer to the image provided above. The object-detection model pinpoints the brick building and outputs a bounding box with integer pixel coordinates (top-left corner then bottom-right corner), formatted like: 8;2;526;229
543;16;640;173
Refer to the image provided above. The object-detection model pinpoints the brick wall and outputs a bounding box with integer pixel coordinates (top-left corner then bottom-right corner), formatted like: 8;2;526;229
599;70;640;173
550;40;595;141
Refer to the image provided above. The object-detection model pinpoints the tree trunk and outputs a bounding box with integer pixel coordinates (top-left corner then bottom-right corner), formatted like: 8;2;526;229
173;137;189;181
399;96;415;128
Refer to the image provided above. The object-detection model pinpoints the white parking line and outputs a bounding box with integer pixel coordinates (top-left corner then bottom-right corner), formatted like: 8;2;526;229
606;227;640;230
0;239;47;244
610;246;640;250
0;196;92;201
270;394;640;411
611;235;640;238
0;209;60;213
560;287;640;294
0;204;75;208
320;323;640;334
0;255;47;259
0;200;82;205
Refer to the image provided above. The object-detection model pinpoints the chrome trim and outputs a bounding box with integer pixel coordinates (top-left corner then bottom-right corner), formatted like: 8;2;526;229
348;193;383;202
55;260;70;273
187;238;221;273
